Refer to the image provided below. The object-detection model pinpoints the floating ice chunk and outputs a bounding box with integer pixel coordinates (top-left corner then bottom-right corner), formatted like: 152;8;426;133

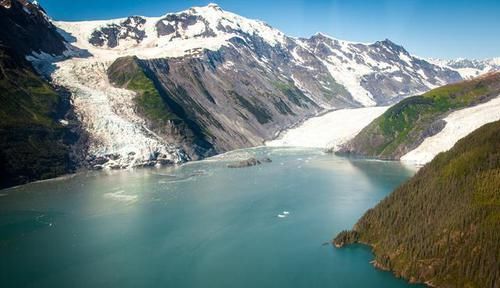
104;190;138;203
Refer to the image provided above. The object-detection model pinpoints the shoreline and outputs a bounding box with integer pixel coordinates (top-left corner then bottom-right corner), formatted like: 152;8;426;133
335;241;432;288
1;145;419;192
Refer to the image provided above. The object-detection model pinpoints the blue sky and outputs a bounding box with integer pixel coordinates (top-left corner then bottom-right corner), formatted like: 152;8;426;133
40;0;500;59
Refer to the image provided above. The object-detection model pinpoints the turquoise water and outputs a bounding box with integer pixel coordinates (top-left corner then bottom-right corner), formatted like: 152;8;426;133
0;147;424;288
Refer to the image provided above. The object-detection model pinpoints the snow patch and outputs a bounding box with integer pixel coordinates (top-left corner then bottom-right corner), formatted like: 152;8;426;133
393;76;404;82
399;52;413;66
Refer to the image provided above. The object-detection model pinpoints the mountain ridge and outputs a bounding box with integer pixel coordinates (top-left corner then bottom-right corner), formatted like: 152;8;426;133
52;3;462;106
429;57;500;79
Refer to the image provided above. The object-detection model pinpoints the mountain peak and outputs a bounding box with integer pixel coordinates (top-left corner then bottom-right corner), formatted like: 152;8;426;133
380;38;396;46
313;32;330;39
306;32;339;44
187;2;224;15
374;38;406;52
206;3;221;10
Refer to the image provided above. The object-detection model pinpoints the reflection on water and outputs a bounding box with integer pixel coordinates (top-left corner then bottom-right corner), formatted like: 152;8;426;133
0;147;423;288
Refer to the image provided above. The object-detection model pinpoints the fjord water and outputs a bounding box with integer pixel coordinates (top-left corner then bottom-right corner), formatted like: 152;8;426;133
0;148;424;288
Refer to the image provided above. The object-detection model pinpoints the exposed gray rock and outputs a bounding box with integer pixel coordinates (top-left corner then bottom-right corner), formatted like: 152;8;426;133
135;45;323;154
89;16;146;48
261;157;272;163
156;13;216;38
301;35;462;105
226;157;272;168
422;119;446;138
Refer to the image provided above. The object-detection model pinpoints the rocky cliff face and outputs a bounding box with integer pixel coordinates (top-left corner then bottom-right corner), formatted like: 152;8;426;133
89;16;147;48
0;0;84;189
108;49;322;158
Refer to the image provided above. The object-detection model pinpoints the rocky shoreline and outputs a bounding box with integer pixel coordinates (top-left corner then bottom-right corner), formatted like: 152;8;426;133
333;236;432;287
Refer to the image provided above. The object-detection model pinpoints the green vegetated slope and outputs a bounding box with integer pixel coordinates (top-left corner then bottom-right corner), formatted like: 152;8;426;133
339;72;500;159
107;56;179;124
0;47;76;188
334;120;500;287
0;0;82;189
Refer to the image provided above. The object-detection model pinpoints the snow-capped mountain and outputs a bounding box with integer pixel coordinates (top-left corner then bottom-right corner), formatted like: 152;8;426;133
429;57;500;79
24;3;465;170
54;4;461;106
298;34;460;105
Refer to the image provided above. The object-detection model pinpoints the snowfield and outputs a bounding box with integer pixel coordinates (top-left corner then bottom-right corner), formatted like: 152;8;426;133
266;106;389;149
401;95;500;165
54;4;286;60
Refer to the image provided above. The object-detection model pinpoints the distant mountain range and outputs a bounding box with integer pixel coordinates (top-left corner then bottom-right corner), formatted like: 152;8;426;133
0;0;498;187
429;57;500;79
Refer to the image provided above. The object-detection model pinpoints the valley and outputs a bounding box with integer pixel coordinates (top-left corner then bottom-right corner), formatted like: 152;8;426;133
24;3;470;175
1;1;499;288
